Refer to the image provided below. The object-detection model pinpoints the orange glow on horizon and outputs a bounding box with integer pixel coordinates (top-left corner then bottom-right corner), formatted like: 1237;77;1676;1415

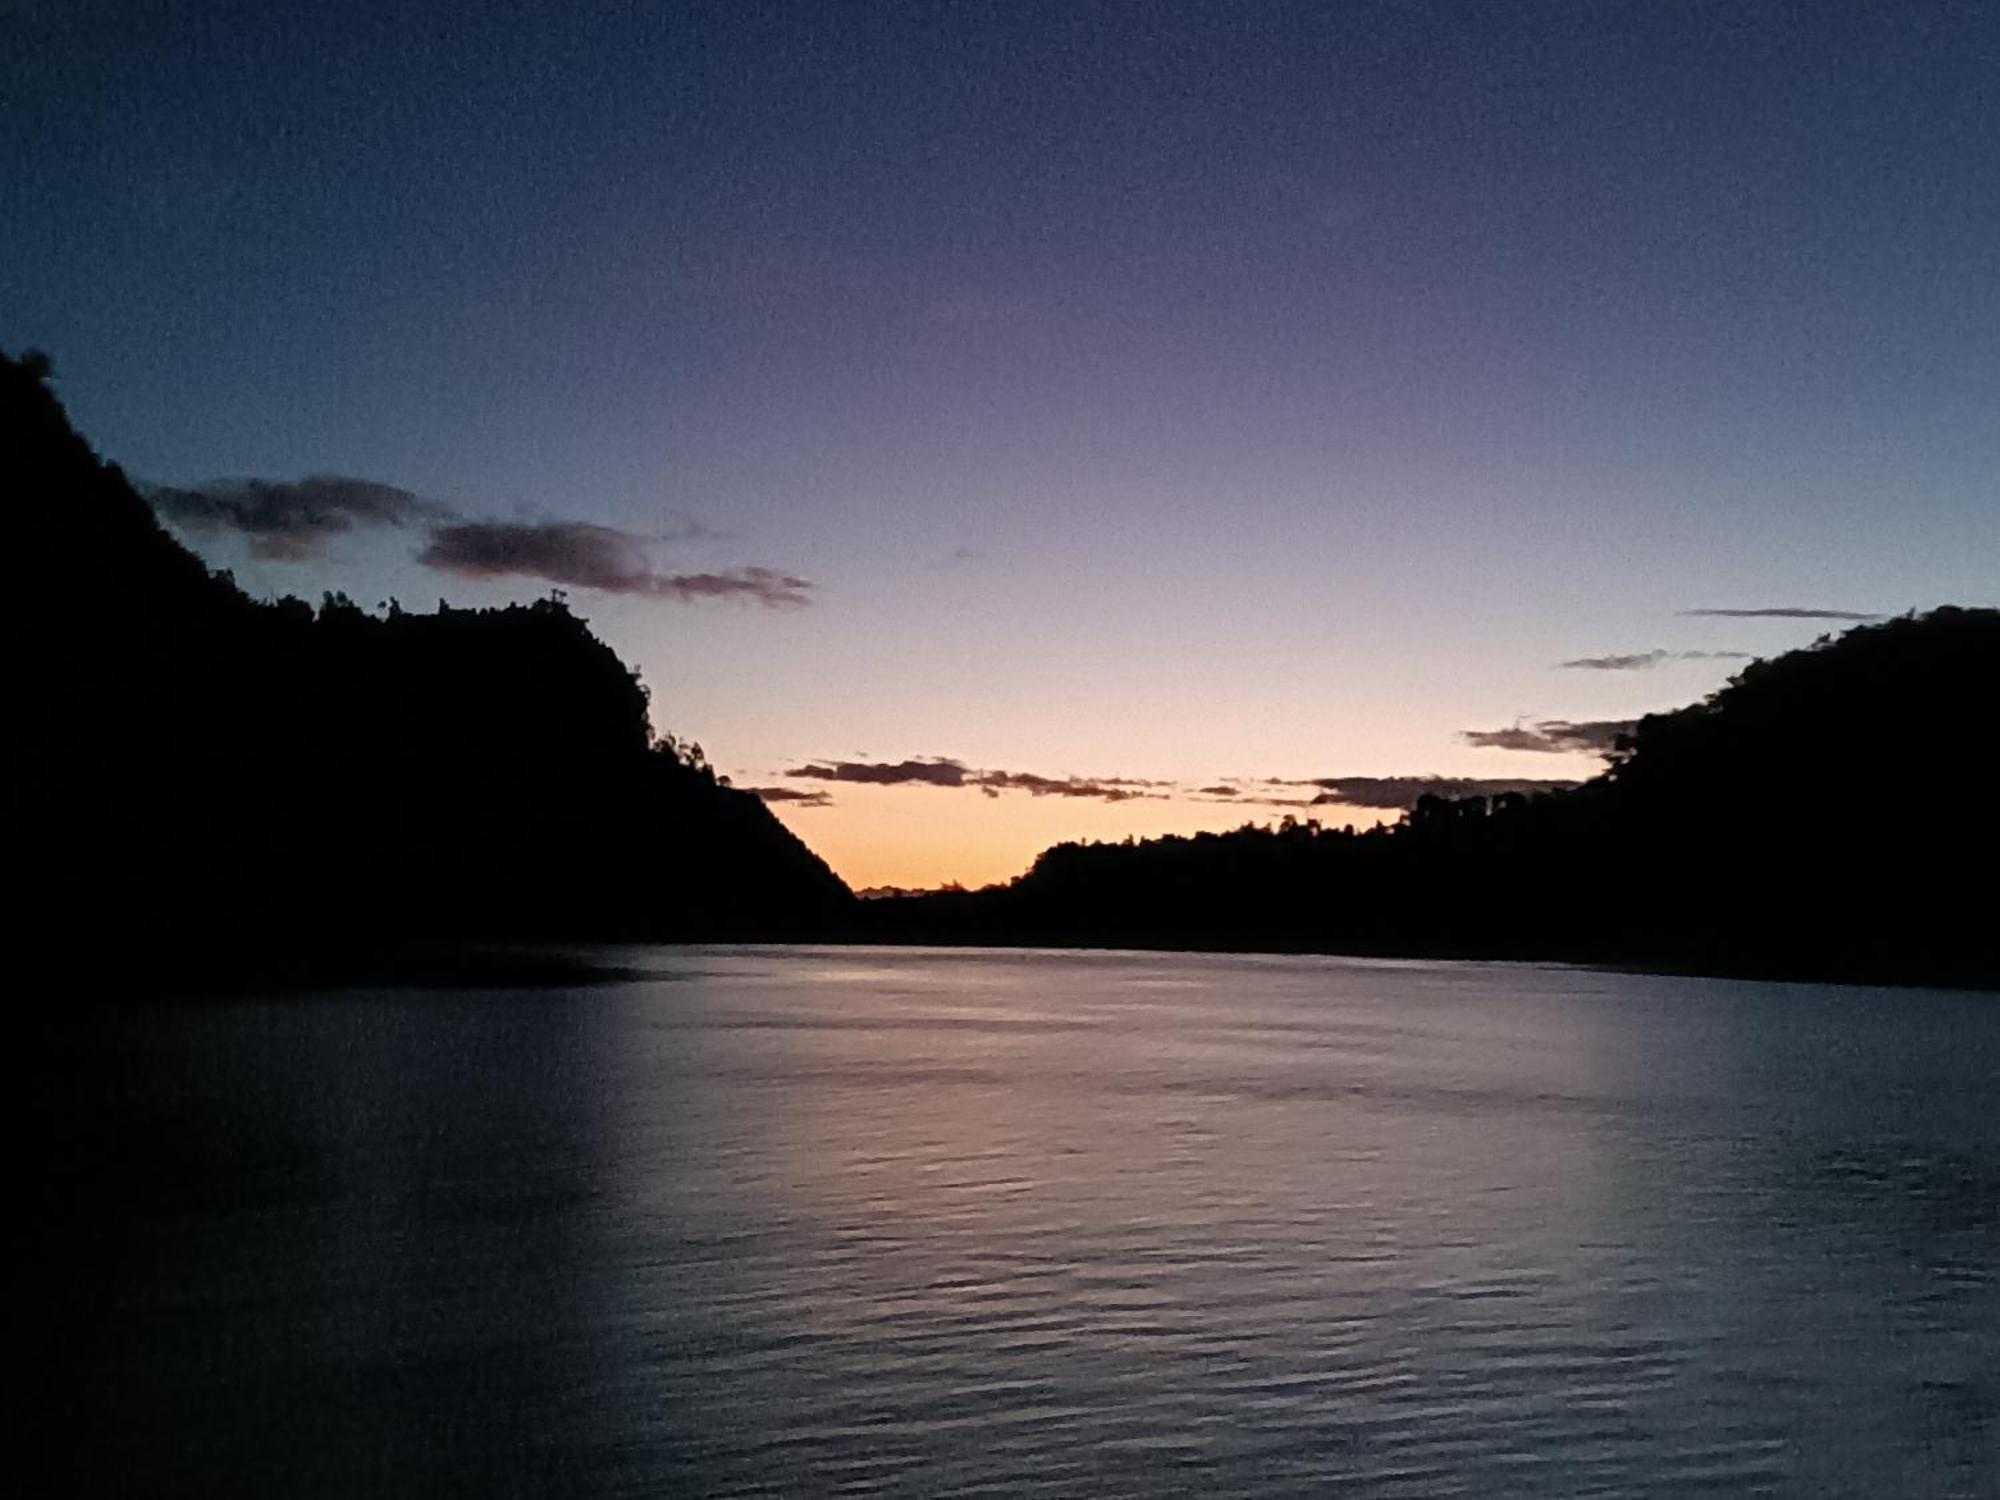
762;784;1399;891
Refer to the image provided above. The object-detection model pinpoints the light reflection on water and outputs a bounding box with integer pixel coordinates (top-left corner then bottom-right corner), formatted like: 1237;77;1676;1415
44;948;2000;1495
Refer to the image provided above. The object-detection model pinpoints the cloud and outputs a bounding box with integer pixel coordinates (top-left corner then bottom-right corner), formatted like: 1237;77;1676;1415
651;568;815;605
741;786;834;807
784;758;970;787
1461;718;1637;755
972;770;1166;802
1560;650;1671;671
146;474;803;606
147;476;450;560
418;521;812;606
1195;775;1582;812
1195;792;1322;808
1305;775;1581;810
777;758;1167;801
1559;648;1753;671
1681;607;1880;621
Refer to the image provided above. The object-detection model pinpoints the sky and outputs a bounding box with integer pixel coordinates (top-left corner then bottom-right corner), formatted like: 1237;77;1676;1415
6;0;1996;888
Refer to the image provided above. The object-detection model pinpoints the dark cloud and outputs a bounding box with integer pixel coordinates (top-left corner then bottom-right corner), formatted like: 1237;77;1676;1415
418;521;812;606
1306;775;1580;810
777;759;1165;801
1560;649;1672;671
741;786;834;807
972;770;1165;802
1194;792;1322;808
420;520;648;589
148;475;450;560
1559;648;1753;670
1681;607;1880;621
784;758;969;787
1461;718;1637;755
653;567;814;606
146;475;801;605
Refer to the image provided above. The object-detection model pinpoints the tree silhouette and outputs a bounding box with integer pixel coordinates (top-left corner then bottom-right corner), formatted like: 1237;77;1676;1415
8;348;852;980
869;609;1999;988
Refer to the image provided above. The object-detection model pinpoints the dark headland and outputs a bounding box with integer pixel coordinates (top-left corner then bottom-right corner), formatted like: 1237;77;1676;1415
10;348;1995;991
870;611;1999;989
9;350;853;988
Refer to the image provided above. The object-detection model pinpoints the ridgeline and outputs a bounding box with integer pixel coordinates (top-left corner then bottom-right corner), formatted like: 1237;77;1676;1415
9;350;852;978
11;347;1992;989
867;608;2000;989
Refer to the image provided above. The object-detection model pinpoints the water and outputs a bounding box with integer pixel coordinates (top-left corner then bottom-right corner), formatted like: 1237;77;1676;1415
39;948;2000;1496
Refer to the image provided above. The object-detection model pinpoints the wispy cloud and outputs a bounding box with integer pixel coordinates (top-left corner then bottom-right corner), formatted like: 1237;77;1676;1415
1192;791;1324;808
146;472;809;606
419;521;813;606
1559;648;1752;671
780;758;1166;801
1305;775;1580;809
785;758;970;787
741;786;834;807
973;770;1166;802
1681;606;1880;621
650;568;814;605
1461;718;1636;755
776;761;1583;809
147;476;450;560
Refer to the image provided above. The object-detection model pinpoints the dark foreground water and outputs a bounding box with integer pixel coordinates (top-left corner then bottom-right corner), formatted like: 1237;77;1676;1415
40;948;2000;1496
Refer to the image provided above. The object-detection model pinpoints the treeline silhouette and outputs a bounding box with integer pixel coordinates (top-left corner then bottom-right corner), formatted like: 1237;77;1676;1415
869;607;1999;988
12;346;1992;989
9;350;851;976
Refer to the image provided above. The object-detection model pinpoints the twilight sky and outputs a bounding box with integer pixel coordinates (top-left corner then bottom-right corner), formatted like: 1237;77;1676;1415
7;0;1996;887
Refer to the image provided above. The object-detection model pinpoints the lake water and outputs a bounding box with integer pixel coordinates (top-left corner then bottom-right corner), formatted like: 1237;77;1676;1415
41;947;1999;1496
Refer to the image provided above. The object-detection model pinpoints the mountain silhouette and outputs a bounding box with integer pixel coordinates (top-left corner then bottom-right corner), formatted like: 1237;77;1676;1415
8;349;851;979
869;607;1999;988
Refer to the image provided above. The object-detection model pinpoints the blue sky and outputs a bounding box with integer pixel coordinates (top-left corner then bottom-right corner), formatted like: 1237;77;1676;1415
7;0;1995;884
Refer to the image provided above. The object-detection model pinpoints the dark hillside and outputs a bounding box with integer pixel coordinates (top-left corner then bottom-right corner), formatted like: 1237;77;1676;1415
871;609;1999;987
7;350;851;973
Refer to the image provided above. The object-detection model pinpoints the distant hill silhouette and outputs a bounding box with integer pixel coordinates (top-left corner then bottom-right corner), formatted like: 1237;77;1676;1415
870;608;1999;988
12;348;1991;989
8;350;851;975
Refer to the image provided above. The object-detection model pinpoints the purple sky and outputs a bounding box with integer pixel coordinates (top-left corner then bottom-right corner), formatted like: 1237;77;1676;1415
7;0;1995;884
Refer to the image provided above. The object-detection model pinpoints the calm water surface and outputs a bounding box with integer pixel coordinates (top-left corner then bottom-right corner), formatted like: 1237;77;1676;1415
45;948;2000;1495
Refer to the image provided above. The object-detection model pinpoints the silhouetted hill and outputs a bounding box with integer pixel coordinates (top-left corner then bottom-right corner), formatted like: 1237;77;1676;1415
870;609;1999;988
8;350;852;973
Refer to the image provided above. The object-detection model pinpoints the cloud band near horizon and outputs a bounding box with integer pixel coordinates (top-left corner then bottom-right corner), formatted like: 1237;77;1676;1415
774;760;1583;811
1304;775;1581;808
781;758;1166;801
741;786;835;807
1460;718;1637;755
1681;606;1881;620
1558;648;1752;671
